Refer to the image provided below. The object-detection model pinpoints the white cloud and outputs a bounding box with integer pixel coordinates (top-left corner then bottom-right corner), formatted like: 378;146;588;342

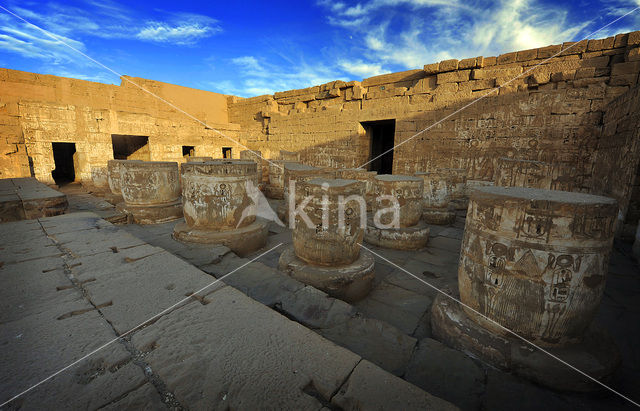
338;60;385;77
231;56;263;72
136;22;218;45
318;0;633;75
0;17;87;64
208;54;344;97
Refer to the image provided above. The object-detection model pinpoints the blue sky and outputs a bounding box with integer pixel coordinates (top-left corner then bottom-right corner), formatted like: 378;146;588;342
0;0;639;97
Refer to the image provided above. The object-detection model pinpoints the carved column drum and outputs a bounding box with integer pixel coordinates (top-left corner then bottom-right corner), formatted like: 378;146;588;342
240;150;265;184
339;168;377;210
266;160;298;199
292;178;366;266
120;161;181;206
372;175;423;227
181;160;257;230
459;186;618;344
415;168;466;208
283;163;333;206
107;159;139;195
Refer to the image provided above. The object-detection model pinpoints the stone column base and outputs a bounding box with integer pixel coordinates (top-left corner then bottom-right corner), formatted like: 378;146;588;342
173;218;269;257
116;199;183;225
103;193;124;206
422;208;456;225
265;186;284;199
364;218;430;250
278;245;375;303
431;293;620;392
276;201;288;223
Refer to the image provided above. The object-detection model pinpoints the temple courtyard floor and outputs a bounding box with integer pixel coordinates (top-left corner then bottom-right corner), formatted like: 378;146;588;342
1;183;638;410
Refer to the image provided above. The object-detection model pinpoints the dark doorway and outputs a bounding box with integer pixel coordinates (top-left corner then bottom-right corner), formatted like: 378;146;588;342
363;120;395;174
222;147;232;159
51;142;76;185
182;146;195;157
111;135;150;160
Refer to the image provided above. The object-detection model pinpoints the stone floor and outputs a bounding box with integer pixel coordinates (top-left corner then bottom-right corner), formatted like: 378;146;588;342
0;209;454;410
3;183;638;410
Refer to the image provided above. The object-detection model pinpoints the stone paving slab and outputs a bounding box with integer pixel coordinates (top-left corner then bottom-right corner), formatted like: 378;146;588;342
0;231;151;409
354;281;433;335
131;286;362;410
1;212;456;409
332;360;457;410
80;251;220;334
0;178;68;221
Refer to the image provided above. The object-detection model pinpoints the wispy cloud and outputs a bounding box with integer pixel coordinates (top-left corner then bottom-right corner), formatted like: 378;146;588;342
318;0;631;77
0;1;221;63
209;54;343;97
136;13;221;45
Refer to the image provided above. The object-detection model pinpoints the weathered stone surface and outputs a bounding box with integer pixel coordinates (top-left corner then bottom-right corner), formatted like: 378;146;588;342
279;245;375;302
266;160;297;199
372;174;424;227
120;161;180;206
283;163;332;211
415;168;467;219
338;168;377;210
90;166;108;190
292;178;366;266
173;218;268;257
180;160;256;229
117;200;183;225
130;286;362;410
404;338;485;410
278;150;300;161
331;360;457;410
460;187;618;344
0;178;68;221
364;217;430;250
118;161;182;224
107;159;138;195
186;156;213;162
239;149;265;183
354;281;432;334
431;293;621;391
422;208;457;225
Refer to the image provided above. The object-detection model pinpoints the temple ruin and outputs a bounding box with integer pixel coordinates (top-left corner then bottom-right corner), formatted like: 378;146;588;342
1;31;640;409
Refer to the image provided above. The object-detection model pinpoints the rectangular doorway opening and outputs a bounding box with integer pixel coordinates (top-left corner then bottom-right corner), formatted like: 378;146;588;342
222;147;232;159
111;134;150;161
51;142;76;185
362;120;395;174
182;145;195;157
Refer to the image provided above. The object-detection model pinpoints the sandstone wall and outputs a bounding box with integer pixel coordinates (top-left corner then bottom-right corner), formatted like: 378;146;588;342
593;84;640;228
228;32;640;201
1;31;640;223
0;69;241;183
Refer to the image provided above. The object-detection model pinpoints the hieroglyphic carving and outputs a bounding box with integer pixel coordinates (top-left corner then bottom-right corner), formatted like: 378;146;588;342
459;186;617;345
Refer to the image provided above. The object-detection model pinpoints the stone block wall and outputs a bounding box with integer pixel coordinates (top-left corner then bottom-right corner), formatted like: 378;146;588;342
592;84;640;228
0;70;241;183
1;31;639;223
227;31;640;220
